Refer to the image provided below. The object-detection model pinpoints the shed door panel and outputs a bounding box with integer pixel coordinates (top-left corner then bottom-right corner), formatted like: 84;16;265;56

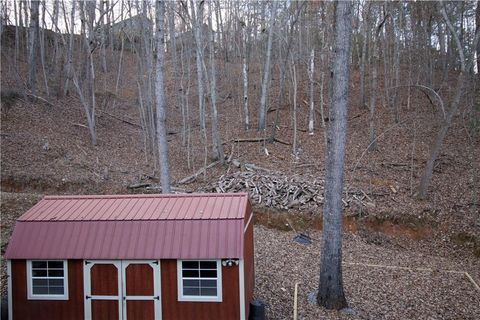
91;300;120;320
91;264;119;295
125;264;154;296
126;300;155;320
84;261;122;320
122;261;160;320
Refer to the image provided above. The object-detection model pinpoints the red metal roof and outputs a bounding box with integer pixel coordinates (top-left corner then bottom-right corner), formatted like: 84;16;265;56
5;193;250;260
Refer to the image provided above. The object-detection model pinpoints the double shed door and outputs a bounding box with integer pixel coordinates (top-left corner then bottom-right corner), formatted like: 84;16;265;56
84;260;161;320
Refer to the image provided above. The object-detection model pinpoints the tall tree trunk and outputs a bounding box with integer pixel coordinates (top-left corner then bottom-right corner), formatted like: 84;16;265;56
28;0;40;95
258;0;277;130
476;1;480;75
155;0;172;193
359;3;370;109
369;32;378;151
64;0;76;96
207;10;224;163
317;0;352;310
13;0;19;68
192;0;206;131
308;49;315;135
40;1;49;96
290;56;298;156
242;23;250;130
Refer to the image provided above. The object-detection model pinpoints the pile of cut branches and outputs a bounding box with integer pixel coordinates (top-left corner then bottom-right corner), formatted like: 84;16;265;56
203;171;325;211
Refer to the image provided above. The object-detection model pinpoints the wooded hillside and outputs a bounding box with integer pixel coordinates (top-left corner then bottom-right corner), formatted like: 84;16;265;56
0;1;479;317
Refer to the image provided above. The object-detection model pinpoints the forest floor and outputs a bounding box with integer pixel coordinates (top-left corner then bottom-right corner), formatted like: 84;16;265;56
1;44;479;318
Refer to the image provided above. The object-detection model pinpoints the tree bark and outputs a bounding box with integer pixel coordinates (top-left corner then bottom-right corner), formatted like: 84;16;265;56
258;0;277;130
191;0;206;131
207;10;224;163
155;0;172;193
476;1;480;75
368;29;378;151
308;49;315;135
242;22;250;130
317;0;352;310
28;0;40;95
64;0;76;96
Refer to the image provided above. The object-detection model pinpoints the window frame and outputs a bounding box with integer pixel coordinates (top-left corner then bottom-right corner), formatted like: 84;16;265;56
177;260;222;302
27;260;69;300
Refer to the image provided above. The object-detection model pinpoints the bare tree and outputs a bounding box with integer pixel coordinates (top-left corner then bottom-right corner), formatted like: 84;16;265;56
27;0;40;95
258;0;277;131
317;0;353;310
241;19;250;130
191;0;206;131
155;0;172;193
207;8;224;162
418;3;480;198
308;48;315;135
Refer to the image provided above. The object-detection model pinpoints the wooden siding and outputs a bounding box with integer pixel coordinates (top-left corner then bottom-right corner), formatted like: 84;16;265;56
243;203;255;318
11;259;84;320
160;259;240;320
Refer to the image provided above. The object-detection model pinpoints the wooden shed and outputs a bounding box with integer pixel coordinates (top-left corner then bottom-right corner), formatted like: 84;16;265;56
4;193;254;320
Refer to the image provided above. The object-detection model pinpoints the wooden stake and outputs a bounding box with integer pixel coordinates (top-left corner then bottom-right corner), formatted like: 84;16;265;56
293;282;299;320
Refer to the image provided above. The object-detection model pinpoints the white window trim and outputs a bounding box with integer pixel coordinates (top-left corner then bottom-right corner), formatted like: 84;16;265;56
27;260;69;300
177;260;222;302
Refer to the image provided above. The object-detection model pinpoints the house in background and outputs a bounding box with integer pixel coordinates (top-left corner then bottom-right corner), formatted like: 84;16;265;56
5;193;254;320
108;14;153;51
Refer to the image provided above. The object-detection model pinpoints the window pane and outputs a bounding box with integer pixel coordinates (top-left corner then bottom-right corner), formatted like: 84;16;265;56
200;280;217;288
200;261;216;269
182;270;199;278
49;287;64;295
200;269;217;278
48;261;64;268
183;287;200;296
182;261;198;269
48;279;64;286
48;270;64;277
201;287;217;296
32;279;48;286
32;270;47;277
32;261;47;268
32;286;49;295
183;279;199;287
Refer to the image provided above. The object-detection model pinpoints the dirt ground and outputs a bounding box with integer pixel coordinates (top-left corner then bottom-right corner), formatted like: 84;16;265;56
254;226;480;320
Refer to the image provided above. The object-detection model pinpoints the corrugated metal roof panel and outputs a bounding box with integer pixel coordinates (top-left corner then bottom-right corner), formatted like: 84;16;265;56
18;193;249;221
4;220;244;259
5;193;250;260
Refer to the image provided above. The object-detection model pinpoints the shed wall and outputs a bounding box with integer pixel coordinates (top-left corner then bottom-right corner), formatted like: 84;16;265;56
10;259;84;320
243;202;255;318
160;259;240;320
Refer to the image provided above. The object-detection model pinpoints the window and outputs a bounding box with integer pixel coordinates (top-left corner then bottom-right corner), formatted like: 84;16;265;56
27;260;68;300
177;260;222;302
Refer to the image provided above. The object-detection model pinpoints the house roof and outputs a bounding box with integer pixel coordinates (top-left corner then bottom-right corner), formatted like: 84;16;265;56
5;193;250;260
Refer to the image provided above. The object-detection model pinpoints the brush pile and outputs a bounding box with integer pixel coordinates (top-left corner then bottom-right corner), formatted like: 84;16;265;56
203;170;325;211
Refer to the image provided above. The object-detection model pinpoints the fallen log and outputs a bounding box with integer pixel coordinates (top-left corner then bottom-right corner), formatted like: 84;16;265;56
178;160;221;184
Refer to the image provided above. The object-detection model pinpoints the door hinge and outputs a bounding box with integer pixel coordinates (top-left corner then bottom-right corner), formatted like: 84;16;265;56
152;261;159;265
85;261;91;265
